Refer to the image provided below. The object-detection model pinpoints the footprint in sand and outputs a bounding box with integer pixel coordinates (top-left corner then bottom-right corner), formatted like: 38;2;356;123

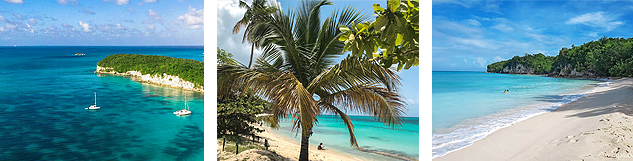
581;132;595;136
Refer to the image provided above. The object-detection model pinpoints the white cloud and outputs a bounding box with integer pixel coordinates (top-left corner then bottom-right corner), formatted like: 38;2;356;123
105;0;129;5
24;28;34;33
493;56;504;62
148;9;161;20
5;23;16;29
177;6;203;29
144;0;156;3
0;27;5;32
3;0;22;4
79;21;92;32
127;7;135;13
463;59;468;63
491;24;514;32
464;19;480;26
117;0;129;5
217;0;262;64
116;23;124;29
473;57;487;67
433;19;483;36
453;37;494;48
565;12;624;31
484;3;501;14
405;98;419;105
28;18;37;25
432;0;478;8
57;0;77;4
0;15;4;21
147;24;155;30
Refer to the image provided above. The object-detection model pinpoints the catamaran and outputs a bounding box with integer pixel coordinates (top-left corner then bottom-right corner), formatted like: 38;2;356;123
173;95;191;116
86;92;100;110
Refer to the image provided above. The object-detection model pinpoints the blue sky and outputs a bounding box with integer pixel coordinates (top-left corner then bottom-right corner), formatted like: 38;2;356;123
0;0;203;46
217;0;419;117
433;0;633;71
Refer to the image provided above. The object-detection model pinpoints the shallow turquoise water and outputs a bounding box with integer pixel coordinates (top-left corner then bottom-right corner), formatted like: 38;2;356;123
271;115;419;160
0;46;203;160
432;71;603;158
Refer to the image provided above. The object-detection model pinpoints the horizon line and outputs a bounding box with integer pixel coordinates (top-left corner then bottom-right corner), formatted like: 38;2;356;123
0;45;204;47
432;70;485;72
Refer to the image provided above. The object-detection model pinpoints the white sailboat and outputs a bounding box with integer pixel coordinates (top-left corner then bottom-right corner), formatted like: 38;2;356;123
85;92;100;110
173;95;191;116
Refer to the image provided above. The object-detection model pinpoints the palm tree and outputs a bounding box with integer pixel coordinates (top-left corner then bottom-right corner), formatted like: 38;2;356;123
219;1;406;160
233;0;273;69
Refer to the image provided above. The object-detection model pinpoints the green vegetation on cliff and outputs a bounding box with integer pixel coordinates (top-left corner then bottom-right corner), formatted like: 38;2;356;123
488;37;633;77
97;54;204;87
551;37;633;77
487;53;556;74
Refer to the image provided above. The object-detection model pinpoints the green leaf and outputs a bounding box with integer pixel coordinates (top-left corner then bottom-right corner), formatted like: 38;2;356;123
343;42;351;52
373;4;384;12
373;15;388;32
385;47;394;58
405;56;418;69
355;40;364;57
397;62;404;70
365;41;374;58
387;0;401;12
338;34;349;41
352;42;359;56
395;34;403;46
356;23;367;33
339;25;351;33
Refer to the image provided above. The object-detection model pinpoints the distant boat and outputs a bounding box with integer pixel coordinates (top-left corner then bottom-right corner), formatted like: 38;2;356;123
75;53;86;56
85;92;100;110
173;95;191;116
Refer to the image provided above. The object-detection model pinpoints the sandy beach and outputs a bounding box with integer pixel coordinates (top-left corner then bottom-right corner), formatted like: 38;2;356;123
436;78;633;160
218;125;363;161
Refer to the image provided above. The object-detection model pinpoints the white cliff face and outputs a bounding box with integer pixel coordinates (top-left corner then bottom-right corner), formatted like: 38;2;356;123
96;66;204;92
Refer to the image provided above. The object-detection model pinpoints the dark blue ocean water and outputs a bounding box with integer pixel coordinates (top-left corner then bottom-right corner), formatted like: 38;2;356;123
0;46;204;160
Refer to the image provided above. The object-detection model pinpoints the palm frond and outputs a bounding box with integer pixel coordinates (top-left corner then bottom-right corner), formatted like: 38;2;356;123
218;63;320;138
307;55;401;94
320;83;406;128
312;6;367;72
320;102;359;148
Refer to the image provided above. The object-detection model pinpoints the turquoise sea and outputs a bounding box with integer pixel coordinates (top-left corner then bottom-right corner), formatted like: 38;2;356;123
0;46;204;160
432;71;605;158
271;115;419;160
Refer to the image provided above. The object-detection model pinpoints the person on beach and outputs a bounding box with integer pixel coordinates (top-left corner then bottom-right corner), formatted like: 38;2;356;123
318;143;326;150
264;139;269;150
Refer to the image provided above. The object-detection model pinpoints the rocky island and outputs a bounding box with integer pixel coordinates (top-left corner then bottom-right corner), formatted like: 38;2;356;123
95;54;204;92
487;37;633;78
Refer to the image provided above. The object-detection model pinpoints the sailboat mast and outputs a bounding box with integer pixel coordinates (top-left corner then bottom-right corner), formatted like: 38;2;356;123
94;92;97;105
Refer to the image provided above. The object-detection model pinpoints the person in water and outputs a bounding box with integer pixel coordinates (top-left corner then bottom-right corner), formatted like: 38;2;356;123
318;143;326;150
504;89;509;94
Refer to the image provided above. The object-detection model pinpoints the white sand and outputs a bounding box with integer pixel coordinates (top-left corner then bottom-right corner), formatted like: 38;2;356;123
218;125;363;161
436;78;633;161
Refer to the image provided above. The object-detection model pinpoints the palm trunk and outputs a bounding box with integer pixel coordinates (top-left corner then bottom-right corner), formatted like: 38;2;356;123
248;43;255;69
299;130;310;161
